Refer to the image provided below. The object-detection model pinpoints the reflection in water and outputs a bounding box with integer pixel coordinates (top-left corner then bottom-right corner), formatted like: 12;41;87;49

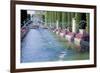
21;28;89;63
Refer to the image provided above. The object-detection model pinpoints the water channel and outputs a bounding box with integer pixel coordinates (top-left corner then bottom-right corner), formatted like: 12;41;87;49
21;28;89;63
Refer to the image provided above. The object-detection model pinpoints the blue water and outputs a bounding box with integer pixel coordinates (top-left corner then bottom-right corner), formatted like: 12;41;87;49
21;28;87;63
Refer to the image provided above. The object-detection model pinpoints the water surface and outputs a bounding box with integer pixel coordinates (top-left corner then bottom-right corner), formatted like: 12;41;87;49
21;28;89;63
